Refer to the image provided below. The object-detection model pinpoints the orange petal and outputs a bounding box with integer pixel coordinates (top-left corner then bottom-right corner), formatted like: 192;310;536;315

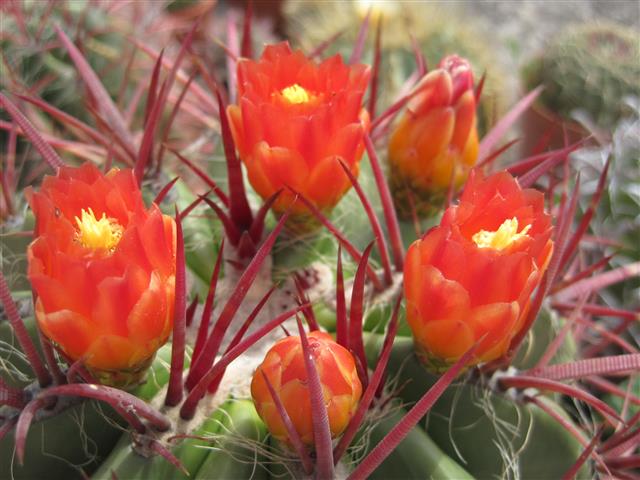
246;144;277;200
404;240;424;320
84;335;144;371
227;104;248;159
304;155;350;210
260;41;293;62
322;123;363;163
390;108;455;184
467;302;520;361
468;253;533;306
415;265;470;326
317;348;352;396
93;265;150;337
450;91;477;154
253;142;310;192
259;402;288;441
126;270;171;344
252;354;283;400
420;319;475;361
279;380;314;444
29;262;91;316
328;344;360;395
136;208;175;278
407;70;453;114
35;301;93;362
460;125;480;170
280;345;307;385
327;394;354;436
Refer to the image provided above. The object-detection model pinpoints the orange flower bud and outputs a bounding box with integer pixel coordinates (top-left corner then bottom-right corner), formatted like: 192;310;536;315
228;42;371;230
403;171;554;371
388;55;479;216
26;163;176;386
251;331;362;445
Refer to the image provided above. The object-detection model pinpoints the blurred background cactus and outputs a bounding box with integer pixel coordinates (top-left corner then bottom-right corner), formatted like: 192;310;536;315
572;98;640;307
523;22;640;131
284;0;509;134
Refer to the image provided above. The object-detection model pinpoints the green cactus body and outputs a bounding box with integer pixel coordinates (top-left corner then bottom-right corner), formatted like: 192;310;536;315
194;399;269;480
366;335;589;479
174;180;222;296
0;212;35;294
358;406;475;480
89;345;251;480
0;400;124;480
92;402;227;480
511;307;579;370
1;317;41;389
0;318;127;479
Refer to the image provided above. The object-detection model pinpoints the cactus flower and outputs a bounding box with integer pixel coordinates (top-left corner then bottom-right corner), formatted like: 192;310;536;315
388;55;479;216
228;42;371;230
251;331;362;445
26;163;176;386
404;170;554;371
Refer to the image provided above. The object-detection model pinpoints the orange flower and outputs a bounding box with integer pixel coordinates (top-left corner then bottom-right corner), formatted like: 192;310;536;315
228;42;371;227
403;170;554;370
251;331;362;445
27;163;176;385
388;55;479;216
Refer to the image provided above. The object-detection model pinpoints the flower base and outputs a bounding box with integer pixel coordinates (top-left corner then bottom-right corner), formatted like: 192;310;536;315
87;354;157;390
413;341;460;375
279;210;323;237
389;168;445;220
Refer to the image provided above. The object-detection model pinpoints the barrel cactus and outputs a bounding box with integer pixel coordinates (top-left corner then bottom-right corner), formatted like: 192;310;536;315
1;5;638;480
523;22;640;130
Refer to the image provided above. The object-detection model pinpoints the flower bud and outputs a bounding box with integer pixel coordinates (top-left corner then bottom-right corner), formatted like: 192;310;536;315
251;331;362;445
388;55;479;217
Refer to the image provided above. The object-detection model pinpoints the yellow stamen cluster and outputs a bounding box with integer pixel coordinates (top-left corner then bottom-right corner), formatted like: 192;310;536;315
281;84;311;104
472;217;531;251
75;208;123;252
